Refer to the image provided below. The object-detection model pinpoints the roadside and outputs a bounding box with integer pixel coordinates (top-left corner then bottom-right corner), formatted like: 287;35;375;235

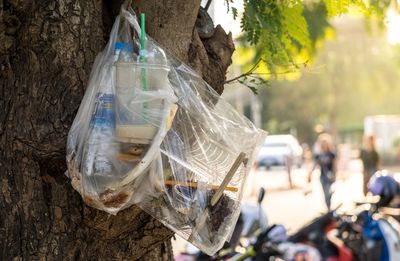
172;159;400;255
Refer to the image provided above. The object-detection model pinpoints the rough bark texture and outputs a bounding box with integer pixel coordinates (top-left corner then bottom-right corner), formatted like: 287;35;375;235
0;0;234;260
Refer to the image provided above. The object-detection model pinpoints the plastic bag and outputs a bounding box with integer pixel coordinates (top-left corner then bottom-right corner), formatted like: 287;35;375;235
66;10;177;214
67;4;266;255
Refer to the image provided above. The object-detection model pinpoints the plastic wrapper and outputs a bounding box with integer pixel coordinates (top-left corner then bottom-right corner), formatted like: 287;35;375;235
66;4;266;256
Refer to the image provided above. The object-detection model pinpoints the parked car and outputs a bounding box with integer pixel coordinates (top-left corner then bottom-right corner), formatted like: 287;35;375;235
256;135;303;169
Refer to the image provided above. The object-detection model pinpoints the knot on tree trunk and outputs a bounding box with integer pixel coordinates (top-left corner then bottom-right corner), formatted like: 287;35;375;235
189;25;235;95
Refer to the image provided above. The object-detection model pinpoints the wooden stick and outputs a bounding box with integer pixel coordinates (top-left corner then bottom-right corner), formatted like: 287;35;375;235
211;152;247;206
163;180;238;192
117;153;141;162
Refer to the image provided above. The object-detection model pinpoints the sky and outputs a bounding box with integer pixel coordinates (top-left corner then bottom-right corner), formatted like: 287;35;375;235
203;0;243;37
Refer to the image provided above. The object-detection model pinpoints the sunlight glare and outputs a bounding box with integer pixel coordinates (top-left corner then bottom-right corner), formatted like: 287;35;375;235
386;8;400;44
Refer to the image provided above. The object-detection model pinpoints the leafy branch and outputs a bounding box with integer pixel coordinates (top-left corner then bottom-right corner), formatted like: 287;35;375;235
225;59;309;94
225;59;263;84
228;0;392;92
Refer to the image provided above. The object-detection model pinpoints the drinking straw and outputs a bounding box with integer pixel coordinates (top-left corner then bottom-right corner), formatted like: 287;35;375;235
140;13;146;60
163;180;239;192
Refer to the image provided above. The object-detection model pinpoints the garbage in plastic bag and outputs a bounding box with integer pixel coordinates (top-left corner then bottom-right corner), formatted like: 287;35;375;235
66;10;177;213
66;3;267;256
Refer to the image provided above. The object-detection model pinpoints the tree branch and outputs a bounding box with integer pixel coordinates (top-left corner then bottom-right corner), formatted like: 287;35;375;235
225;58;262;84
225;59;309;84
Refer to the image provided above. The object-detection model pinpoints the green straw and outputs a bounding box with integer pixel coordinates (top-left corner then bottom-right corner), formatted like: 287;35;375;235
140;13;147;91
140;13;146;56
140;13;148;114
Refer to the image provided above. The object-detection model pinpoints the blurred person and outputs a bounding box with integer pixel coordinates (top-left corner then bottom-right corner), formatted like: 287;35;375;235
308;134;336;211
360;135;379;196
336;144;351;180
284;153;294;189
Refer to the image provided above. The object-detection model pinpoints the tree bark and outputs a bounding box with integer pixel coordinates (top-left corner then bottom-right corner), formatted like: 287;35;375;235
0;0;234;260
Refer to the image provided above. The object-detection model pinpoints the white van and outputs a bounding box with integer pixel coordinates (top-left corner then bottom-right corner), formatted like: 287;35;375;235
256;134;303;169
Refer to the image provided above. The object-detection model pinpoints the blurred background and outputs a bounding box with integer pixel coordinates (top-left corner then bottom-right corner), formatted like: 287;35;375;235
174;0;400;255
221;0;400;223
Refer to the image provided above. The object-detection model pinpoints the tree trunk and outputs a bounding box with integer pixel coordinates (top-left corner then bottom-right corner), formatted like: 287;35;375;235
0;0;233;260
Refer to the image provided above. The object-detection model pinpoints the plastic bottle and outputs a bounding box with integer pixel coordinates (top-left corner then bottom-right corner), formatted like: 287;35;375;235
83;43;126;177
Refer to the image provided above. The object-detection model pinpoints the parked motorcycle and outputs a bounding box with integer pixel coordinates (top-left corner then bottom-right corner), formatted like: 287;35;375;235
367;170;400;222
233;201;400;261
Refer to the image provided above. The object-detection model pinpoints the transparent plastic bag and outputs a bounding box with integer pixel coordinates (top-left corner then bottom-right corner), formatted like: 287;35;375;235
66;10;177;214
67;4;266;255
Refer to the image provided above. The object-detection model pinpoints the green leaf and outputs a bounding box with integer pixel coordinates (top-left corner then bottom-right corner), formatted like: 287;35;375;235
232;7;238;19
324;0;351;17
235;0;391;88
281;2;311;48
248;86;259;95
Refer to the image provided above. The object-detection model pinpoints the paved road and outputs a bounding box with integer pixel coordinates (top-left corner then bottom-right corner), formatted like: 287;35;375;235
243;161;365;233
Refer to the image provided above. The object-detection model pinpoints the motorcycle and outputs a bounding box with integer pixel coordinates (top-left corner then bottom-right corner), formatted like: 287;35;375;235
232;210;338;261
234;200;400;261
336;201;400;261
